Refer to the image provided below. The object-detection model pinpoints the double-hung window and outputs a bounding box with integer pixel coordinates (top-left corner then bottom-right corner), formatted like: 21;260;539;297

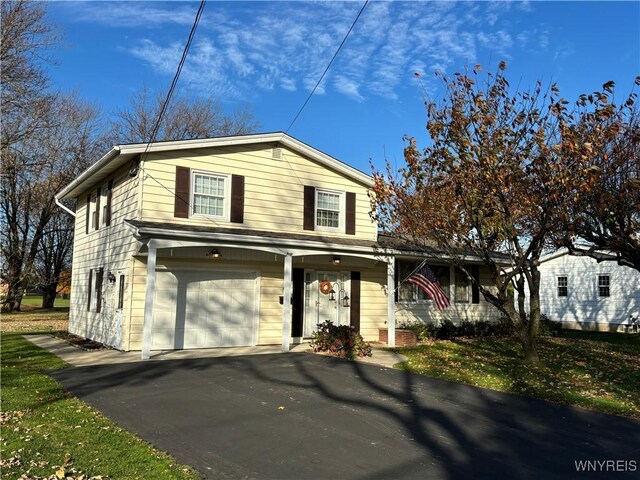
192;172;229;218
557;276;568;297
598;274;610;297
315;189;342;230
454;268;469;303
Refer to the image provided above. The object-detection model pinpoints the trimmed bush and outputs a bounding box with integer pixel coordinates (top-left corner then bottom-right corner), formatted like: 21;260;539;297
310;320;372;359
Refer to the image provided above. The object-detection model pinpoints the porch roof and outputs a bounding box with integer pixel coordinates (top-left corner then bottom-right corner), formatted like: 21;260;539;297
126;220;510;264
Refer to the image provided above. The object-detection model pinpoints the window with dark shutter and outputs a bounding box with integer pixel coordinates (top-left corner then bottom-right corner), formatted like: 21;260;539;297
345;192;356;235
471;265;480;304
303;185;315;230
87;269;93;311
85;194;91;235
117;274;125;309
105;180;113;226
94;188;101;230
230;175;245;223
174;166;191;218
95;268;104;313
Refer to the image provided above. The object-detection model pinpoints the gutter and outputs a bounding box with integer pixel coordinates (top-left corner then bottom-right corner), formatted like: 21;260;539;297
55;196;76;217
56;146;121;200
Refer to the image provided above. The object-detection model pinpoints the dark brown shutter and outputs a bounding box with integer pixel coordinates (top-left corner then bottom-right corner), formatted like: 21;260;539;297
350;271;361;332
94;188;101;230
471;265;480;304
292;268;305;337
394;258;399;303
303;185;315;230
105;180;113;226
117;274;125;310
87;269;93;311
85;194;91;235
95;268;104;313
174;166;190;218
345;192;356;235
230;175;245;223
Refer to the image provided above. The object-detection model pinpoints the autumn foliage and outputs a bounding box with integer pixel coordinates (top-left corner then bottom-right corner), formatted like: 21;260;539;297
371;62;639;362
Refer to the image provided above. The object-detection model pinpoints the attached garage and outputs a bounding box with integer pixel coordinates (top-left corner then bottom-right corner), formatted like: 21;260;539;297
152;269;259;349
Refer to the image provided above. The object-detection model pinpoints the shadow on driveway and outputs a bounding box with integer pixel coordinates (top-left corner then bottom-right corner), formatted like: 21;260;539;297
50;353;639;480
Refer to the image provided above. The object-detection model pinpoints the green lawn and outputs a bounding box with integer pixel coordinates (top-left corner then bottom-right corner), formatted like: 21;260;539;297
396;333;640;419
0;333;202;480
15;295;71;308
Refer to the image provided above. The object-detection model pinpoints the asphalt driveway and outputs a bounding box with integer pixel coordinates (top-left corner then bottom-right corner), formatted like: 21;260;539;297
50;353;639;480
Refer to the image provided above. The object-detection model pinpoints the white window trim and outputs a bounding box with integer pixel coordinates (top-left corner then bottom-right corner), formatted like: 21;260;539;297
89;267;101;312
190;170;231;221
597;273;611;298
454;268;470;303
314;188;344;232
557;275;568;298
100;182;109;227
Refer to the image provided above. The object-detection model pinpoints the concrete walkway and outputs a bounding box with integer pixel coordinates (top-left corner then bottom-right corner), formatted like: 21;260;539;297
25;334;407;368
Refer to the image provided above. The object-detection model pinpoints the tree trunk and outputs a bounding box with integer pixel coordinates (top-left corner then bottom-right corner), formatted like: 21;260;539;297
517;328;540;363
41;284;57;308
1;284;22;313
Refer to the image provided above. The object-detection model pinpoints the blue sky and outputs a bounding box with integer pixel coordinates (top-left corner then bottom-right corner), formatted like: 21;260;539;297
45;1;640;174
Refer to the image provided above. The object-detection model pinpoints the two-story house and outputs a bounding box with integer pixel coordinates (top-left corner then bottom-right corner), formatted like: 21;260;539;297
56;132;501;359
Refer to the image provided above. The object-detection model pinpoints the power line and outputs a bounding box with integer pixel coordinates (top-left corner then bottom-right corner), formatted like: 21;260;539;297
285;0;369;134
142;0;207;154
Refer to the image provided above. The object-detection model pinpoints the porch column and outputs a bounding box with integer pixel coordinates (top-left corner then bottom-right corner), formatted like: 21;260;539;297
141;240;157;360
282;252;293;352
387;257;396;347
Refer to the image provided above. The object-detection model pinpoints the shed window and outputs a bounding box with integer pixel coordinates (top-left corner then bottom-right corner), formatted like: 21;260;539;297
598;275;610;297
557;276;568;297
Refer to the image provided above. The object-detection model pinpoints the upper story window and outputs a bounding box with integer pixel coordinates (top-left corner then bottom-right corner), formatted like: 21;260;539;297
85;180;113;234
557;276;568;297
192;171;229;219
315;189;342;230
598;274;610;297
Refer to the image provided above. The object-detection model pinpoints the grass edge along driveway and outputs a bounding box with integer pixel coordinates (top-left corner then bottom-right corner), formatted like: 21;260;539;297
1;332;202;480
395;333;640;419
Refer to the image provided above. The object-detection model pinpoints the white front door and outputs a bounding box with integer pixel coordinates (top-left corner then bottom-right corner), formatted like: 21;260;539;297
303;270;350;337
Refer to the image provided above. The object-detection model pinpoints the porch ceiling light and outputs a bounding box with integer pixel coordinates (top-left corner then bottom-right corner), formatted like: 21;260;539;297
208;249;222;259
332;256;341;265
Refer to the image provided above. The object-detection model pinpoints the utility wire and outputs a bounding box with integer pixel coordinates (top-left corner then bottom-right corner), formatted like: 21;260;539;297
142;0;207;154
285;0;369;134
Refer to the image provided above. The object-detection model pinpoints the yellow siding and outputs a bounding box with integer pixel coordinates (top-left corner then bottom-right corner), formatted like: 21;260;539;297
140;144;377;241
68;164;139;348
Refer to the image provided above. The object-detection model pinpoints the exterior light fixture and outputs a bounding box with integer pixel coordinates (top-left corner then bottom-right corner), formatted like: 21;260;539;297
342;294;350;308
329;288;336;301
107;272;117;283
208;249;222;259
332;256;341;265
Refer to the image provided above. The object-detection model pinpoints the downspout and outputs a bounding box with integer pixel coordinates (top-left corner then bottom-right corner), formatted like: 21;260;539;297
55;195;76;217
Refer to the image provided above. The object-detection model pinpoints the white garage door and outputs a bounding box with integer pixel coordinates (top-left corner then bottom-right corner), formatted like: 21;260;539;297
152;270;258;349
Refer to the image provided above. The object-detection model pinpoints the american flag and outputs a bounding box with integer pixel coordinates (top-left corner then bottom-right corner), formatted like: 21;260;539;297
406;264;450;310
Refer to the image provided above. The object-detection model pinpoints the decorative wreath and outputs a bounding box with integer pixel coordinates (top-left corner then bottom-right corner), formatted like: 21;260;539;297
319;280;333;295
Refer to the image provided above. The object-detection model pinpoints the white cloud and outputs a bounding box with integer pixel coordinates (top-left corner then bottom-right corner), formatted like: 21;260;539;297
67;0;535;102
